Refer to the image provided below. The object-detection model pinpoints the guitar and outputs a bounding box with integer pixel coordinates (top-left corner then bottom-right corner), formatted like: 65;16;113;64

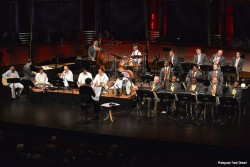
2;77;14;86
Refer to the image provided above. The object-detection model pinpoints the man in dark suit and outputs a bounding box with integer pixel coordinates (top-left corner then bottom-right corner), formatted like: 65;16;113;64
79;78;101;121
208;64;224;86
166;76;181;94
232;51;244;81
148;76;164;117
226;80;242;103
208;77;223;96
88;40;104;61
186;65;202;83
159;61;174;85
210;49;226;66
194;48;208;65
168;50;181;68
186;77;204;94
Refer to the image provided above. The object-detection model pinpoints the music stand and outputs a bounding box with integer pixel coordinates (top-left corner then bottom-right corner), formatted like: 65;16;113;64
141;75;154;83
181;62;195;73
197;78;210;87
157;91;175;117
68;81;78;93
200;64;213;72
177;92;196;118
219;96;238;121
50;80;65;90
7;78;21;98
197;94;216;121
136;89;155;118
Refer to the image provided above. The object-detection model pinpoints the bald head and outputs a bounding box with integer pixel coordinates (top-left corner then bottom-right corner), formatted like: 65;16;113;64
64;66;69;72
153;76;160;84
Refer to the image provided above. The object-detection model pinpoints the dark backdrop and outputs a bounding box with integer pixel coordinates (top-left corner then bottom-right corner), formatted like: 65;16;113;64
234;4;250;37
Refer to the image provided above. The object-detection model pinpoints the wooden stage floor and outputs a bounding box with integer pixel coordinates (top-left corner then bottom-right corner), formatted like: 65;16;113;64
0;97;250;162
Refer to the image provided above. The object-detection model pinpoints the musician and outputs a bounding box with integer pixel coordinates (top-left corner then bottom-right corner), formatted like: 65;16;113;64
79;78;100;121
226;80;242;103
113;73;127;89
131;44;142;65
35;68;49;85
210;49;226;66
168;50;181;68
77;67;92;87
23;59;36;80
194;48;208;66
208;77;223;96
93;68;109;89
2;66;24;99
88;40;104;61
186;65;201;83
186;77;204;94
59;66;73;87
148;76;164;117
159;61;174;85
166;76;181;94
232;51;244;75
208;64;224;86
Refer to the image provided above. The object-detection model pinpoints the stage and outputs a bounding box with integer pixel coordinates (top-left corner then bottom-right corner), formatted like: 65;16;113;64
0;96;249;163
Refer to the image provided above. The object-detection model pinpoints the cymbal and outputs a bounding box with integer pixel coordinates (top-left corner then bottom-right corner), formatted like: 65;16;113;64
132;55;142;59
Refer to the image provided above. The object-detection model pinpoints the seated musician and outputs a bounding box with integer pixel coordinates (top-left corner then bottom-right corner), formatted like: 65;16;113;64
165;76;181;94
88;40;104;61
146;76;163;117
159;61;173;86
58;66;74;87
113;73;127;89
35;68;50;86
2;66;24;99
131;44;142;66
186;64;201;83
210;49;226;66
79;78;100;121
208;77;223;96
208;64;224;86
186;77;204;94
77;67;92;87
93;68;109;90
194;48;208;66
226;80;242;104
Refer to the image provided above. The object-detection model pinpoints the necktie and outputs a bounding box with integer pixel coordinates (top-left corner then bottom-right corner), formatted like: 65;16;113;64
235;59;239;68
213;71;217;78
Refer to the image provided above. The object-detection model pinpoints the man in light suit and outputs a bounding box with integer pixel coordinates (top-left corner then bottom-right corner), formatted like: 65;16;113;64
186;64;202;83
159;61;174;85
194;48;208;66
226;80;242;103
210;49;226;66
208;64;224;86
168;50;181;68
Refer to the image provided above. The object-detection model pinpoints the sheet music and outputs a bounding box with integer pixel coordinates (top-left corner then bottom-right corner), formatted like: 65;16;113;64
91;86;102;101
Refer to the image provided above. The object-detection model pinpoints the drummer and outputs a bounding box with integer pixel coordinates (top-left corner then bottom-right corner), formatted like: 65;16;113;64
131;44;142;65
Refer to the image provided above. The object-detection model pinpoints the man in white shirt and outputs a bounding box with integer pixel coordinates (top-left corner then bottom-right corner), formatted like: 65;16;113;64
113;73;128;89
59;66;73;87
2;66;24;99
93;68;109;89
131;45;142;65
77;67;93;87
194;48;208;66
35;68;49;85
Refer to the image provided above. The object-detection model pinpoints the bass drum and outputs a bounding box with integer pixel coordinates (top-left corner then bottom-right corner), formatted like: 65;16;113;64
121;79;132;95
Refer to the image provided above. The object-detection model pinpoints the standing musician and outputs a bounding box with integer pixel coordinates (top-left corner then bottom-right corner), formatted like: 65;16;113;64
93;68;109;90
194;48;208;66
210;49;226;66
88;40;104;61
208;77;223;96
186;64;201;83
58;66;73;87
168;50;181;68
131;44;142;66
160;61;174;86
23;59;37;81
2;66;24;99
79;78;100;121
147;76;164;117
232;51;244;80
35;68;49;84
208;64;224;86
226;80;242;103
77;67;92;87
